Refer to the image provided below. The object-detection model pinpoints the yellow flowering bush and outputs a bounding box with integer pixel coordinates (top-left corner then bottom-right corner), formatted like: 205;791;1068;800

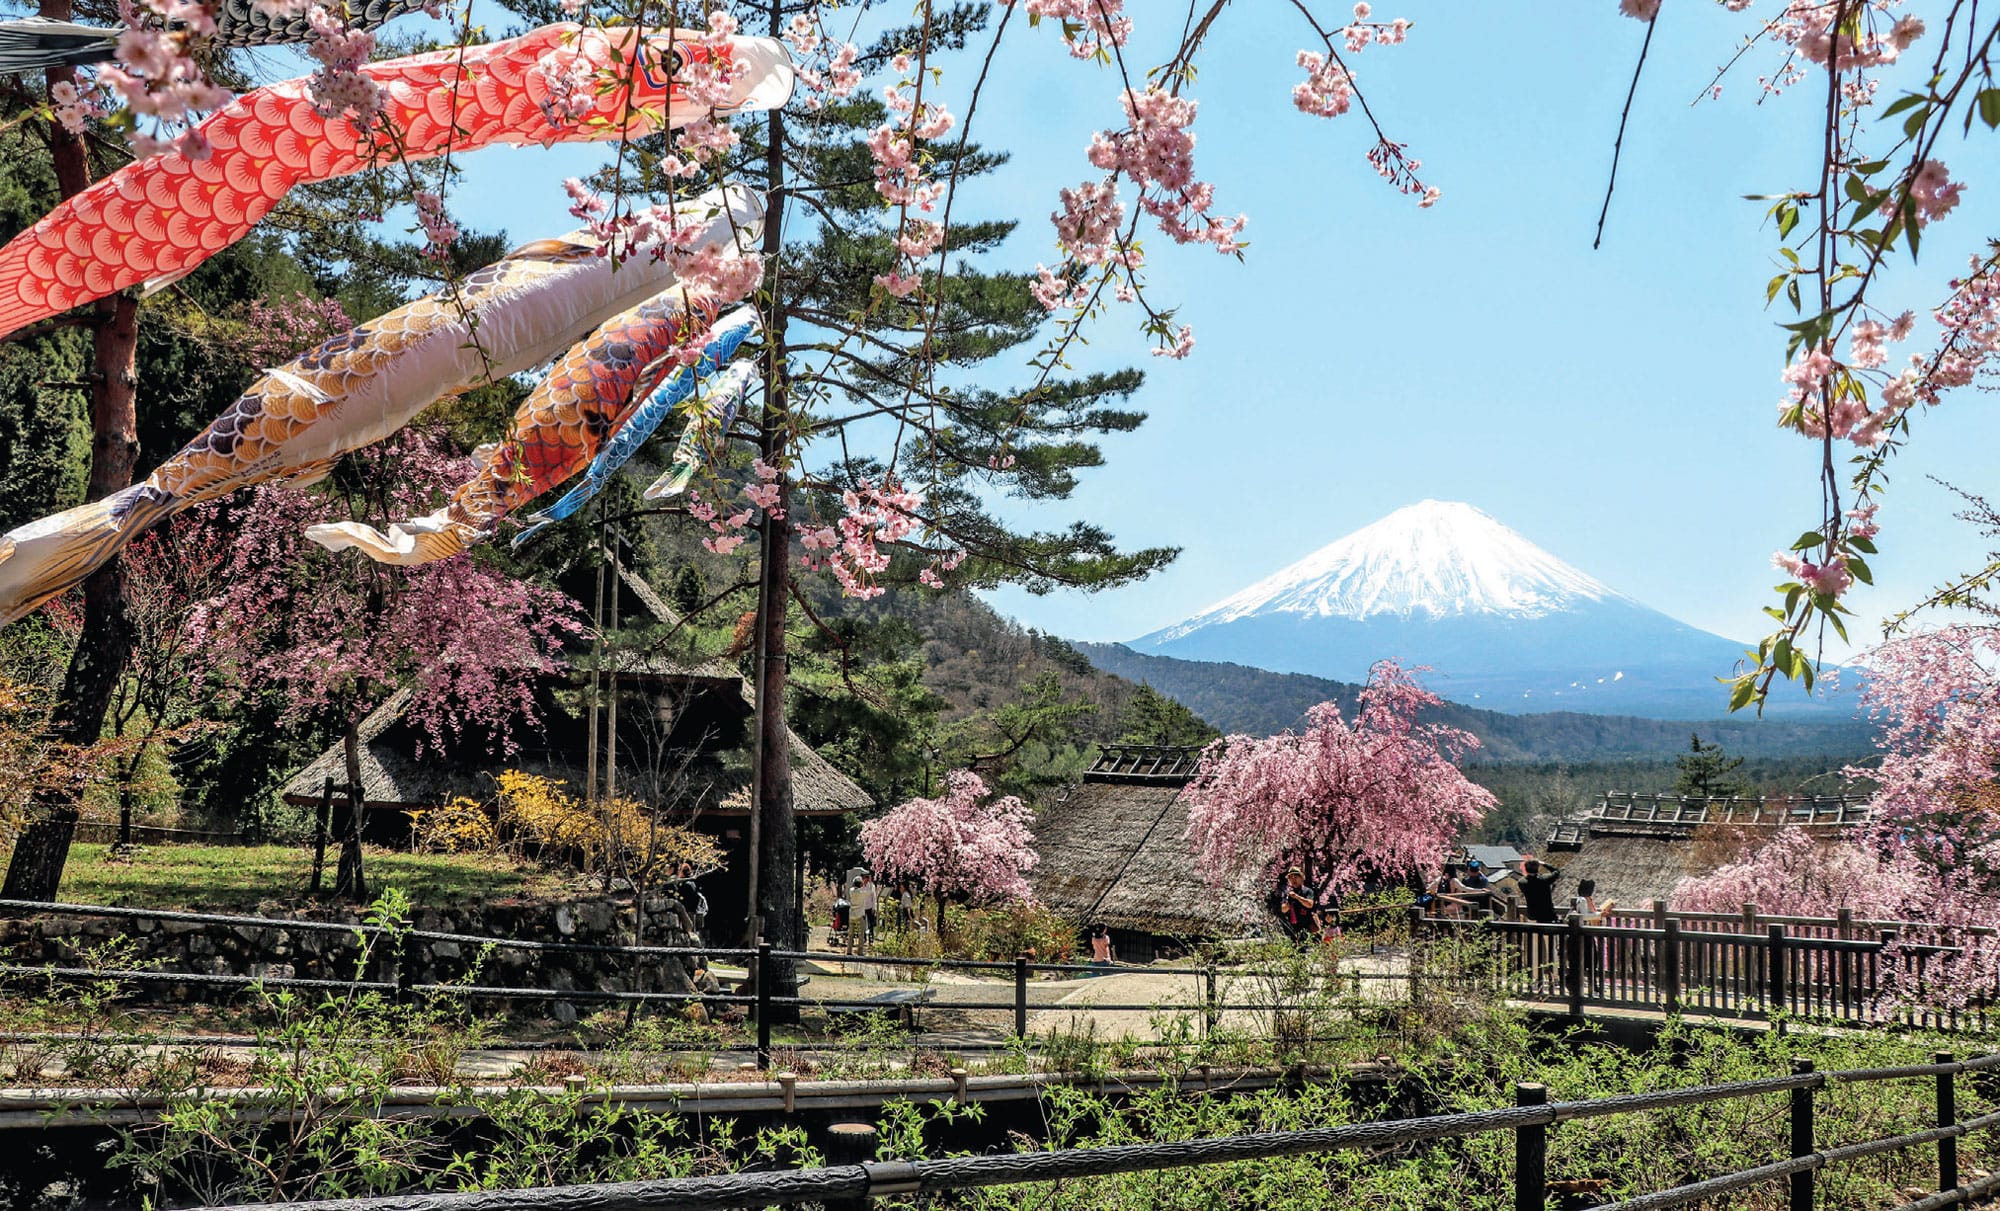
406;797;498;854
491;770;722;886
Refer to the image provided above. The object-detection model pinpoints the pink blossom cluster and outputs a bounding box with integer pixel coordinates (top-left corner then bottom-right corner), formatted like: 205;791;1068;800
665;15;754;170
1184;661;1494;900
1004;0;1130;59
531;46;597;126
235;293;354;365
783;11;860;111
99;0;232;159
1907;159;1964;226
1855;627;2000;841
797;478;926;599
859;769;1037;911
412;190;459;261
1770;3;1925;71
1366;139;1439;207
1086;88;1245;254
304;5;383;124
1617;0;1661;19
48;79;106;136
864;68;956;300
686;489;755;555
560;182;766;306
1920;257;2000;398
1771;549;1853;598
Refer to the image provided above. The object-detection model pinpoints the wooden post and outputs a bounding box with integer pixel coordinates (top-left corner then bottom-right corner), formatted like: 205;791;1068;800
1768;924;1788;1024
1741;902;1758;934
1203;963;1219;1033
1565;913;1585;1019
1935;1050;1958;1193
1514;1082;1547;1211
1652;898;1669;931
1409;906;1427;1007
1014;954;1029;1038
1837;907;1853;940
755;940;773;1069
825;1122;878;1211
1662;919;1682;1017
310;777;333;893
1790;1058;1815;1211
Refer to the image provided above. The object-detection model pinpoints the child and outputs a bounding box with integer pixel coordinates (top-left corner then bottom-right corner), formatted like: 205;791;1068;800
1088;923;1114;972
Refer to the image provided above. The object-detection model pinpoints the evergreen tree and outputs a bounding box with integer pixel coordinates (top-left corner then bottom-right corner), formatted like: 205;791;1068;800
1675;732;1750;800
1117;683;1220;748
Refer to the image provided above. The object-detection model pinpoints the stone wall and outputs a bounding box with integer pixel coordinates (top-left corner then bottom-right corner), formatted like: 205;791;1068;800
0;896;699;1021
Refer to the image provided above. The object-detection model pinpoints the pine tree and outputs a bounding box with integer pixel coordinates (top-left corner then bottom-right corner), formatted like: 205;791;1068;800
1674;732;1749;801
1118;683;1220;748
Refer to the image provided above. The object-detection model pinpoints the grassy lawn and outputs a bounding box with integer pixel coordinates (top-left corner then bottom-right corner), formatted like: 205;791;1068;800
45;843;584;912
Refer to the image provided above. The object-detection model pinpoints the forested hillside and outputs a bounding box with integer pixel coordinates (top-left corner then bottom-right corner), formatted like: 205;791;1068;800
1075;642;1874;761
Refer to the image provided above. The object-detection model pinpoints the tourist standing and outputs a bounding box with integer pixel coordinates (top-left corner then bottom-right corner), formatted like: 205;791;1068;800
1518;856;1560;925
1272;866;1318;942
851;873;881;948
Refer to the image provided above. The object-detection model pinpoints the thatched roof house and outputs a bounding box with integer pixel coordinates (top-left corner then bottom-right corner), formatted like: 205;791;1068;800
1543;791;1872;909
278;561;870;941
1031;745;1258;960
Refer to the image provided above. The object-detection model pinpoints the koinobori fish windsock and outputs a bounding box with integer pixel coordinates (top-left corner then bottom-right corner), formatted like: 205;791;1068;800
0;186;764;627
643;368;752;501
306;287;729;567
0;23;793;340
0;0;434;75
509;308;762;546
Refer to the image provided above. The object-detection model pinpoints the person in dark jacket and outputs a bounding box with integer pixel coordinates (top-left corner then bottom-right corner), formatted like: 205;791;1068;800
1518;856;1560;924
1273;866;1319;941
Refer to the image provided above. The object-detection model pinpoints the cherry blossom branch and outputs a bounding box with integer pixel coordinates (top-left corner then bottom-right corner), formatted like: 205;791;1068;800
1595;5;1660;250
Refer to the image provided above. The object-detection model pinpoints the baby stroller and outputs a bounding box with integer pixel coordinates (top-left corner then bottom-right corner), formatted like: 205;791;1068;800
828;895;852;950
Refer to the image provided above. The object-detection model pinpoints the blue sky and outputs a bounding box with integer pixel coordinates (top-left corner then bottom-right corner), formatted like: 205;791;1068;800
404;3;2000;680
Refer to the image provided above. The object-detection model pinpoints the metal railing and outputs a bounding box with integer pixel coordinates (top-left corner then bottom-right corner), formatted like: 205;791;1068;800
180;1051;2000;1211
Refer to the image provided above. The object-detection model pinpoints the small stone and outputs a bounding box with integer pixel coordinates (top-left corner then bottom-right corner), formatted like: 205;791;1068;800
552;1001;578;1026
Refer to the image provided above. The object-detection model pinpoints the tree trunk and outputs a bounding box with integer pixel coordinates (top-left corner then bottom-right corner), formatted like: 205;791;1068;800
1;8;142;901
749;7;800;1014
333;719;367;901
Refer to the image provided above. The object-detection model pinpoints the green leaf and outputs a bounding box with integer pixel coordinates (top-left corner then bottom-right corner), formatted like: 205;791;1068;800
1776;201;1799;238
1787;279;1802;310
1879;93;1928;118
1849;535;1877;554
1728;677;1759;712
1854;159;1890;175
1800;662;1816;692
1978;88;2000;130
1792;531;1825;551
1827;611;1850;643
1846;554;1873;585
1903;103;1932;137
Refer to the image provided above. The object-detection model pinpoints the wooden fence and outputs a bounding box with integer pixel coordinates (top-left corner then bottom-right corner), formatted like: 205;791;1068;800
1431;910;1994;1029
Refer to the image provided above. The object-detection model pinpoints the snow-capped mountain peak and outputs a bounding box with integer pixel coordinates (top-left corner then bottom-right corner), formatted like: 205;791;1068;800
1156;500;1620;639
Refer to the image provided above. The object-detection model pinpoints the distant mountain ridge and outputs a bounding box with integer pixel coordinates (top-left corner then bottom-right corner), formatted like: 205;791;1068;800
1076;642;1872;762
1132;500;1843;719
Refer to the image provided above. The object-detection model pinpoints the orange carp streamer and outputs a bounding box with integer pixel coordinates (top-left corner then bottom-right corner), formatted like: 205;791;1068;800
0;23;792;339
307;286;726;566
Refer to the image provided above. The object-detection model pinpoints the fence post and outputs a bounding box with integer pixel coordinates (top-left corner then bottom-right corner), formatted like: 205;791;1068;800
311;777;333;894
756;940;773;1070
1935;1050;1958;1193
1767;924;1788;1026
1203;963;1219;1033
825;1122;878;1211
1790;1057;1815;1211
1837;907;1853;940
1514;1082;1547;1211
1661;919;1681;1016
1565;913;1585;1019
1652;899;1668;931
1014;954;1029;1038
1409;906;1427;1007
1742;901;1758;934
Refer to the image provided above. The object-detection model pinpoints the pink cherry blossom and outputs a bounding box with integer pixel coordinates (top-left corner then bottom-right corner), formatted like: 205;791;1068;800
1185;661;1493;899
860;769;1037;927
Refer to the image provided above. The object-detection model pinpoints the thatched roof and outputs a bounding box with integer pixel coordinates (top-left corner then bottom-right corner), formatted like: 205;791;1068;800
277;562;870;818
1031;746;1258;937
1541;833;1694;909
278;690;868;817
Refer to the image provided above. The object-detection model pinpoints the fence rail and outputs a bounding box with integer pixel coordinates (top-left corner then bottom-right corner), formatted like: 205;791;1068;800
176;1052;2000;1211
1434;910;1994;1031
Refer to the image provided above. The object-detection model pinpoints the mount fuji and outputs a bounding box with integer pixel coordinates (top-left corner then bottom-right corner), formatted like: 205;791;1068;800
1129;500;1838;719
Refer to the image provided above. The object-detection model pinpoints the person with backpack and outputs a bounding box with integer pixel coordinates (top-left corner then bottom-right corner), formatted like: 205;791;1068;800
1271;866;1319;942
